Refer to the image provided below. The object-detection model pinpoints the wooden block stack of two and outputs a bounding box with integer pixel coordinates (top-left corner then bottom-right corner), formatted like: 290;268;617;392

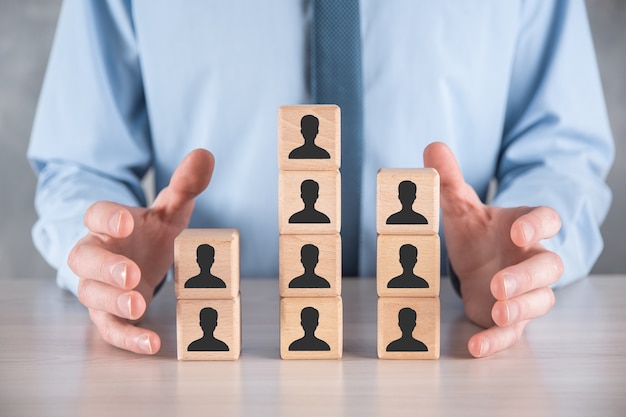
175;229;241;360
278;105;343;359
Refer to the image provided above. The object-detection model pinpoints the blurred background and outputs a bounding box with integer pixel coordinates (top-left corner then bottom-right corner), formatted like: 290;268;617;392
1;0;624;279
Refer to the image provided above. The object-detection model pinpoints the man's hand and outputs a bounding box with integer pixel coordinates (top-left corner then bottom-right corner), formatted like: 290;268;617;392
68;149;215;354
424;142;563;358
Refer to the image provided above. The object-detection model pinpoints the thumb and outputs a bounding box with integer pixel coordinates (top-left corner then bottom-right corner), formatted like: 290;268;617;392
423;142;481;214
154;149;215;214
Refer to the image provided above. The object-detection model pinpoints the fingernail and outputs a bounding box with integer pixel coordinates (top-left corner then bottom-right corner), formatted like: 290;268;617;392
506;302;519;325
479;339;490;357
503;274;517;298
138;334;153;354
108;212;122;234
117;293;133;318
521;221;534;242
111;263;127;288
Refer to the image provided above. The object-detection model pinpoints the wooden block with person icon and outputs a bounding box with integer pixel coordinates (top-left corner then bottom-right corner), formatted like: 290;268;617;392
279;234;341;297
280;297;343;359
377;297;440;359
278;105;340;171
278;170;341;235
376;168;440;235
174;228;240;300
377;234;440;298
176;296;241;360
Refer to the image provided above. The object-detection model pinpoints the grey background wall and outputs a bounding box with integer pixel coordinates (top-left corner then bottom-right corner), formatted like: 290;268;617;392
0;0;624;279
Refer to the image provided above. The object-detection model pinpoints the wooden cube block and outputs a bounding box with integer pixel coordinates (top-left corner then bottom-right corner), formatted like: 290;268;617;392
174;229;239;300
377;234;440;297
377;297;440;359
376;168;439;235
278;170;340;234
278;105;340;171
279;234;341;297
177;296;241;360
280;297;342;359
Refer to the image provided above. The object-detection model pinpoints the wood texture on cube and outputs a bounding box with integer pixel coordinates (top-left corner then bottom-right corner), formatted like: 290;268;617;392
174;229;239;300
278;105;340;171
377;234;440;297
278;170;340;234
280;297;343;359
177;296;241;361
377;297;440;360
376;168;439;235
279;234;341;297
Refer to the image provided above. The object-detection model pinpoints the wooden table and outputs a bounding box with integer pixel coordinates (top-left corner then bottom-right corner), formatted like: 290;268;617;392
1;276;624;416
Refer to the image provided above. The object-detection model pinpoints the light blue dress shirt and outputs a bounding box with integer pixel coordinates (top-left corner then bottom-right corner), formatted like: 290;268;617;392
28;0;614;295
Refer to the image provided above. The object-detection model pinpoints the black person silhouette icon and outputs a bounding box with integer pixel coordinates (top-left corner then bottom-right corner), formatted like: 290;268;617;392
288;179;331;224
289;244;331;288
187;307;230;351
386;307;428;352
386;180;428;224
387;244;429;288
288;307;331;351
288;115;331;159
184;244;227;288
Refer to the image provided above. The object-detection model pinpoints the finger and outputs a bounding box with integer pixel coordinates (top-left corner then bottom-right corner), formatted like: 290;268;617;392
84;201;134;238
423;142;482;215
154;149;215;214
89;309;161;355
510;206;562;247
490;251;564;300
468;320;529;358
68;242;140;289
78;279;146;321
492;287;555;327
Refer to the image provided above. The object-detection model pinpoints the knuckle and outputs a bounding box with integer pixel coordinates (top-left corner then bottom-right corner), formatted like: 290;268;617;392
98;256;111;284
77;279;90;305
67;240;88;273
543;251;564;279
548;208;562;228
552;253;565;277
123;331;136;351
518;269;534;292
99;319;116;345
84;202;99;227
545;288;556;309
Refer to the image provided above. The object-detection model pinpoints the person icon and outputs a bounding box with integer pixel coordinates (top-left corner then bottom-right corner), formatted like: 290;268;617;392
289;244;331;288
184;244;227;288
187;307;230;351
288;114;331;159
387;244;429;288
288;179;331;224
386;307;428;352
386;180;428;224
288;307;331;351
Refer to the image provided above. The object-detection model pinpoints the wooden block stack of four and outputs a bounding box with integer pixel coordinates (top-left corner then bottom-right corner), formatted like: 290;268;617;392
278;105;343;359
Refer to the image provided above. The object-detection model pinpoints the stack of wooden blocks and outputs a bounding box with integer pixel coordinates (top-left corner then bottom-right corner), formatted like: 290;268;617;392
376;169;441;359
174;229;241;360
277;105;343;359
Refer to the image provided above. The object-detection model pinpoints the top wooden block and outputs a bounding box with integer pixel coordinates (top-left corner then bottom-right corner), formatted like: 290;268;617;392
377;168;440;235
174;229;239;300
278;105;340;171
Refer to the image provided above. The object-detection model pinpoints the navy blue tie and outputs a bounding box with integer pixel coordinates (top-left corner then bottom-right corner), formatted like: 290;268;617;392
310;0;363;277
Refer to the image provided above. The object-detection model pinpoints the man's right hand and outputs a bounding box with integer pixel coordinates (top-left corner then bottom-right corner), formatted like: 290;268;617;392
68;149;215;354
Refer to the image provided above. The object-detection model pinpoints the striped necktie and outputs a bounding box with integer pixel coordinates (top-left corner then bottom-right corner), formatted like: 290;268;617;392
310;0;364;277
